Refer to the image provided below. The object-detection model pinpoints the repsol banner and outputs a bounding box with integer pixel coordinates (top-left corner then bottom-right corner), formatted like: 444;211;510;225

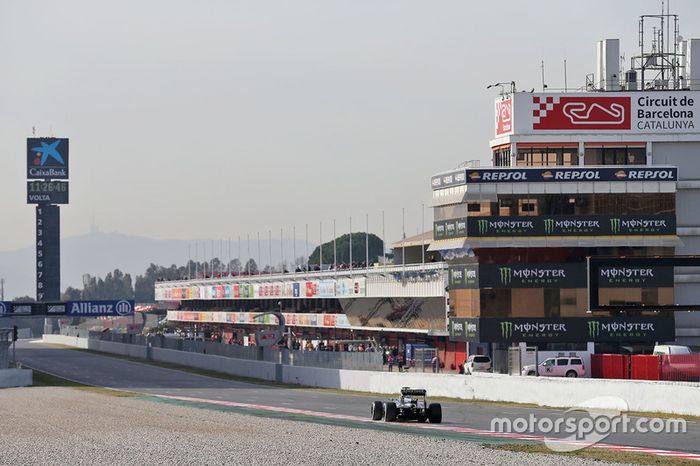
450;316;675;343
458;167;677;184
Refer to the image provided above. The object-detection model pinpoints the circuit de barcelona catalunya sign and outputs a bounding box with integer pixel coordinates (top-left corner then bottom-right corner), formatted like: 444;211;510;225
434;214;676;239
449;317;675;343
498;91;700;136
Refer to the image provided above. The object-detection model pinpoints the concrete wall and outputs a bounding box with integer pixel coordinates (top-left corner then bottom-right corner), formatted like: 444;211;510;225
151;347;278;381
0;368;32;388
43;335;700;416
42;334;89;349
88;340;148;359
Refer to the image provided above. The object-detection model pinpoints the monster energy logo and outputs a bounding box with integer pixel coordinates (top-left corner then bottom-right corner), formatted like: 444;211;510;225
544;218;555;234
610;218;621;234
499;267;512;285
588;321;600;338
500;321;513;338
478;219;489;234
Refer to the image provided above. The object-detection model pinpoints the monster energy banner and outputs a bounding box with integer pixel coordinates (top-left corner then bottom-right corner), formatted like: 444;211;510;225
448;265;479;289
449;263;674;289
434;214;676;239
598;266;674;287
455;316;676;343
479;263;582;288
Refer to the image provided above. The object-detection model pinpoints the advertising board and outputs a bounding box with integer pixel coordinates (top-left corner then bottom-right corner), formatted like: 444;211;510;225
27;138;69;179
450;316;675;343
502;92;700;135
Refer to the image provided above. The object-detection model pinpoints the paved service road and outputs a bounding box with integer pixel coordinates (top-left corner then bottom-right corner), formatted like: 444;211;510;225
15;341;700;454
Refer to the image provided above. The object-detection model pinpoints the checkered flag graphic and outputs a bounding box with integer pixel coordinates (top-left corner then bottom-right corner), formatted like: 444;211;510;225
532;96;559;124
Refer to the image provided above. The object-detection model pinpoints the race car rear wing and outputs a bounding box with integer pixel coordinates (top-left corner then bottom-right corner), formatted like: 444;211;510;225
400;387;427;396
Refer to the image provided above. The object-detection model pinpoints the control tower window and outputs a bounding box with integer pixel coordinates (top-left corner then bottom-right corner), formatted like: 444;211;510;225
583;146;646;165
493;147;511;167
516;147;578;166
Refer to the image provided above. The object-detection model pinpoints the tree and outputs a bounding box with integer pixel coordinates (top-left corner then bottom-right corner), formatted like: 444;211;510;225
308;233;383;266
61;287;82;301
65;268;135;301
229;258;242;273
12;296;35;303
244;258;258;273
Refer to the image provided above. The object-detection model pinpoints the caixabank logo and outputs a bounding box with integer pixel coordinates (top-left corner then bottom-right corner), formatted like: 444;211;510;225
533;96;631;130
27;138;69;179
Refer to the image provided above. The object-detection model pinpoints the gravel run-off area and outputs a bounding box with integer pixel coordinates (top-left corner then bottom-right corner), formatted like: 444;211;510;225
0;387;630;466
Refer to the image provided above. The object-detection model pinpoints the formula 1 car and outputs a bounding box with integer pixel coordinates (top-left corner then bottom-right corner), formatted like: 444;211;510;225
370;387;442;423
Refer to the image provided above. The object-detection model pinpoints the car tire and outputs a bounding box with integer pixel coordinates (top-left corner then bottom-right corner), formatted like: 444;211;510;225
566;370;578;378
527;371;535;376
371;401;383;420
428;403;442;424
383;402;397;422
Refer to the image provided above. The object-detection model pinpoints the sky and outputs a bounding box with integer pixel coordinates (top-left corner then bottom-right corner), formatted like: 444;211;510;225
2;0;700;252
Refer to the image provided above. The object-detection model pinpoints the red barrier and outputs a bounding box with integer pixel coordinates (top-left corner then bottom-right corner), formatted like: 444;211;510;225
661;354;700;382
591;354;603;378
631;355;661;380
591;354;628;379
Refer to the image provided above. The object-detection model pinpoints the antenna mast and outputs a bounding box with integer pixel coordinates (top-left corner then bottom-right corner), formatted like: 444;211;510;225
631;1;682;90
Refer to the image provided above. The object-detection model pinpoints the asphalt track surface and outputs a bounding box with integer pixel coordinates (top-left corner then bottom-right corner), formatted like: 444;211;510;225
15;341;700;456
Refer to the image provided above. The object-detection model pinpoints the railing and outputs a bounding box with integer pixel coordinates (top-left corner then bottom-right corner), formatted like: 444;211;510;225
89;331;384;371
156;262;447;287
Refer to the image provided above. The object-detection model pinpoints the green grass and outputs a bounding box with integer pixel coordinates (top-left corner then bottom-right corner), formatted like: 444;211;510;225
30;368;139;397
32;369;85;387
489;443;699;465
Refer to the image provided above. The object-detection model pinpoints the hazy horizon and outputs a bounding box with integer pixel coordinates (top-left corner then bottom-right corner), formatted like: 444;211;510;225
2;0;700;253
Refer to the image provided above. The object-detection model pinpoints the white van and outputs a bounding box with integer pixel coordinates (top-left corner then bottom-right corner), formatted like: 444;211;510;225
653;345;692;356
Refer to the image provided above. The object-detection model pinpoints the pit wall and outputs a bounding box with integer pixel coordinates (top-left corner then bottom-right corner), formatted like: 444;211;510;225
41;335;700;417
0;369;32;388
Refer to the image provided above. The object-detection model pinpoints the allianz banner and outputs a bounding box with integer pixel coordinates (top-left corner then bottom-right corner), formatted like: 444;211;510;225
450;316;675;343
435;214;676;239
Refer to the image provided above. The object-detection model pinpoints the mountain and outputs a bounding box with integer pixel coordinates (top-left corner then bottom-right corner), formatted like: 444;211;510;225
0;231;314;300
